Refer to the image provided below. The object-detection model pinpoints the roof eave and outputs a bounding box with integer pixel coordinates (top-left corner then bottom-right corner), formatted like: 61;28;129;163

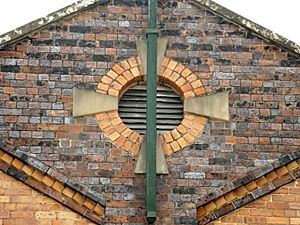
0;0;110;49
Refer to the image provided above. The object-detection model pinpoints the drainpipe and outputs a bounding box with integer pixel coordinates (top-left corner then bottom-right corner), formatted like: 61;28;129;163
146;0;158;223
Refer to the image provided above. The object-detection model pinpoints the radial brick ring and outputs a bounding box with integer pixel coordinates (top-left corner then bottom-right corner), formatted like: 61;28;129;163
95;56;208;156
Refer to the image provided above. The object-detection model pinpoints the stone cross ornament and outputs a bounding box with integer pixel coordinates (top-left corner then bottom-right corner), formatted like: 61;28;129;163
72;40;230;174
72;0;229;223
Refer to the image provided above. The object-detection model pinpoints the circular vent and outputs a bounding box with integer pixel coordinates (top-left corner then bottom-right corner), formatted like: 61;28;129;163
118;85;184;134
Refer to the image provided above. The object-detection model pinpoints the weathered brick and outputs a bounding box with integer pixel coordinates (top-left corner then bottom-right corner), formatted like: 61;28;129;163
41;175;55;187
213;203;235;218
0;2;299;225
52;181;65;193
256;176;268;187
204;202;217;212
94;204;105;215
31;170;44;181
83;198;96;210
1;153;13;164
21;165;34;176
170;141;180;152
73;192;85;205
214;196;227;209
276;166;289;177
233;193;254;208
62;187;75;198
272;174;294;188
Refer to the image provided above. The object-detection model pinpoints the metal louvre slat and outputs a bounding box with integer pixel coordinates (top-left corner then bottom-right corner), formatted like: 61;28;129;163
119;85;183;134
119;102;183;109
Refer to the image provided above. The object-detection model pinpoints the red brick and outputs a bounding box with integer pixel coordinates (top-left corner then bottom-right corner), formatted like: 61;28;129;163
174;63;185;73
107;70;118;79
163;133;173;143
122;128;133;137
130;67;140;77
169;72;180;82
113;64;125;74
181;83;193;92
161;57;169;67
163;144;173;155
181;68;192;77
128;57;138;67
183;133;195;144
123;71;134;81
108;131;120;141
115;136;126;147
177;137;188;148
116;75;127;85
101;75;113;84
266;217;289;224
120;60;131;70
170;141;180;152
123;141;133;152
175;77;187;87
194;87;206;96
171;129;181;140
108;88;119;96
191;80;202;89
163;68;173;78
97;83;109;92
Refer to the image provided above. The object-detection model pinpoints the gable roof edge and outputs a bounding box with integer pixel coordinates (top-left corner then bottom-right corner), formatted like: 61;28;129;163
188;0;300;57
0;0;110;49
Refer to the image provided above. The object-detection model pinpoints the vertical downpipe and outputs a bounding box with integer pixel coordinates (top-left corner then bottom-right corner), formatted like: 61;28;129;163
146;0;158;224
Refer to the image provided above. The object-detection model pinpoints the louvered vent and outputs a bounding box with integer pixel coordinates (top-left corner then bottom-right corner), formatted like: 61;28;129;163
119;85;183;134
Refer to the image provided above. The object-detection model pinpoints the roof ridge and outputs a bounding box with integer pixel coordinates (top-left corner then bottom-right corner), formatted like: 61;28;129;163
196;148;300;224
0;140;106;224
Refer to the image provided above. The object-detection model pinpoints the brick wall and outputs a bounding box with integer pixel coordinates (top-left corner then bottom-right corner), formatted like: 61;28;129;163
0;0;299;224
0;171;95;224
210;177;300;225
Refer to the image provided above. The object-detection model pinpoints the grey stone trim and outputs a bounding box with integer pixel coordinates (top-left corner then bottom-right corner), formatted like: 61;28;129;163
0;0;110;49
135;135;169;175
184;91;230;121
72;88;119;118
188;0;300;57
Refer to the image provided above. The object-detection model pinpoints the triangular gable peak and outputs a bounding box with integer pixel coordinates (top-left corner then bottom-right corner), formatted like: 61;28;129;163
0;0;300;57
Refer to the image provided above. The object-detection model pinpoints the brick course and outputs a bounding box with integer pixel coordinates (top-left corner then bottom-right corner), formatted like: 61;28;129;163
0;0;299;224
0;170;95;224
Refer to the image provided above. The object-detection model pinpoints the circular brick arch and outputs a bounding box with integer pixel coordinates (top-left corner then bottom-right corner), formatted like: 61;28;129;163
95;56;208;156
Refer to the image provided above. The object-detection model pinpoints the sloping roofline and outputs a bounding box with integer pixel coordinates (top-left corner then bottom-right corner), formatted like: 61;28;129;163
0;0;300;56
188;0;300;57
0;0;109;48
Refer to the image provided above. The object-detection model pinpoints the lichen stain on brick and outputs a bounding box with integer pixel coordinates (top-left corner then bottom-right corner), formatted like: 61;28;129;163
0;35;11;43
57;0;98;17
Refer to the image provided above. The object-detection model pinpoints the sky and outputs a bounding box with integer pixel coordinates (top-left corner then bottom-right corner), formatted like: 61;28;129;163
0;0;299;45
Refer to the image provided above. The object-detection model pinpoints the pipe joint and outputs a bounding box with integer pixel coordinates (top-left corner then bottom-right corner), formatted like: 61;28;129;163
147;28;159;36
